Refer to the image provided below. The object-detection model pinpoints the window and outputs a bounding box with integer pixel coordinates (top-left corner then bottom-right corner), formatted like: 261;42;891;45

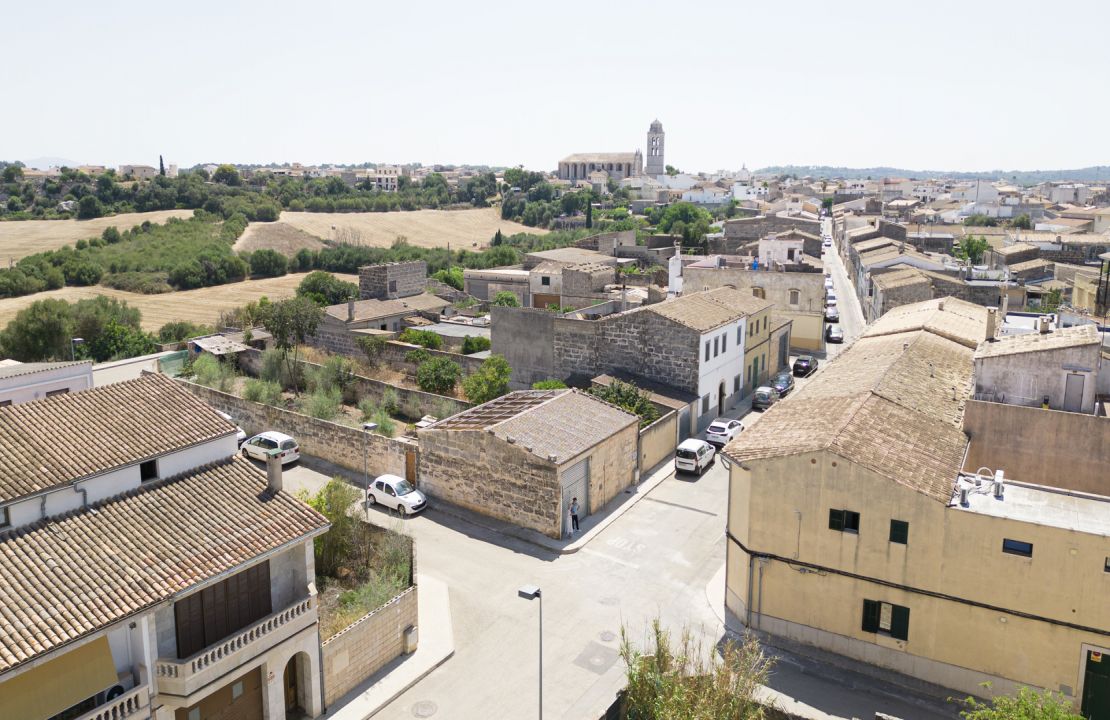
541;276;551;286
701;395;710;413
1002;539;1033;557
733;375;741;393
714;336;719;357
46;388;68;398
1105;557;1110;573
189;709;201;720
721;333;727;352
0;506;8;529
737;326;742;344
752;287;765;299
861;599;910;640
0;400;10;407
388;280;398;293
140;460;158;482
829;508;860;533
889;520;909;545
763;316;768;331
174;562;272;658
789;289;800;305
232;681;243;700
704;341;710;361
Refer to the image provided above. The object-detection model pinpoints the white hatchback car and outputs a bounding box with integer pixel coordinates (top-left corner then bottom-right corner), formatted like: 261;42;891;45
705;418;743;448
675;438;715;476
241;431;300;465
367;474;427;515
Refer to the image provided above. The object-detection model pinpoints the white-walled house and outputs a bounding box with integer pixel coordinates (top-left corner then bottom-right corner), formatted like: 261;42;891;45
0;374;330;720
0;359;93;406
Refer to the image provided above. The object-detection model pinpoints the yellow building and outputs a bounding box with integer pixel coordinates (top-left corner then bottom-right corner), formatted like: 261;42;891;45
723;297;1110;714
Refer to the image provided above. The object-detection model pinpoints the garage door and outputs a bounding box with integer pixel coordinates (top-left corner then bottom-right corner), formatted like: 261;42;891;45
561;458;590;524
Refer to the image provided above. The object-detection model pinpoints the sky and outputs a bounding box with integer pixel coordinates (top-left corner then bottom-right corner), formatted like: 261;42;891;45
3;0;1108;173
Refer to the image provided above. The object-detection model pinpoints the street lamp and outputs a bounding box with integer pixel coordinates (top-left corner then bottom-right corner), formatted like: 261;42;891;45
361;422;377;521
517;584;542;719
70;337;84;360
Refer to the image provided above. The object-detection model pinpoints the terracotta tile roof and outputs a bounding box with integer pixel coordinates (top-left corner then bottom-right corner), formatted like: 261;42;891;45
325;293;449;323
0;360;91;381
0;374;236;504
647;287;771;332
424;389;637;465
994;242;1038;256
1007;258;1054;273
863;297;988;349
0;457;329;674
871;267;930;290
974;324;1101;359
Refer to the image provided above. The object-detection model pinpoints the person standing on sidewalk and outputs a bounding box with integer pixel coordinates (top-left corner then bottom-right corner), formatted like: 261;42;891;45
569;497;580;534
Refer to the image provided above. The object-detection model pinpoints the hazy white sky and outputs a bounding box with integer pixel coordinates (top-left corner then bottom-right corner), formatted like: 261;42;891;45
3;0;1107;172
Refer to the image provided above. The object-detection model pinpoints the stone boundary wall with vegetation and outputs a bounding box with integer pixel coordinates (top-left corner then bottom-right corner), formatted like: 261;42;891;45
638;410;678;473
321;585;418;706
237;349;471;421
177;379;418;479
377;340;488;377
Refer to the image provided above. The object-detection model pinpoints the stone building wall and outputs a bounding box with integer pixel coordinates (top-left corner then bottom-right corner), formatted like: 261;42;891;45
574;420;639;518
491;306;558;389
878;280;934;317
321;585;418;705
417;428;562;536
309;315;366;357
360;261;427;300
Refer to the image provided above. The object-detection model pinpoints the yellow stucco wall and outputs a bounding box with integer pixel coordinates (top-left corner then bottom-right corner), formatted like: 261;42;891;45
725;452;1110;698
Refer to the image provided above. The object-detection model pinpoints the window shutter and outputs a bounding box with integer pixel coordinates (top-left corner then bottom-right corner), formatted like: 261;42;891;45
829;509;844;531
861;599;880;633
890;605;910;641
175;592;205;659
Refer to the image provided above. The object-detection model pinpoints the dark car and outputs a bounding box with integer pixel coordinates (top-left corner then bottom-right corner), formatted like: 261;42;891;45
826;325;845;343
751;386;781;411
793;355;818;377
770;371;795;397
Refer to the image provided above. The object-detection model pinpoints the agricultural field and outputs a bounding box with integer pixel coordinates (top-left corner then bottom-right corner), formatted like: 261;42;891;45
233;221;326;255
0;210;195;261
276;207;542;249
0;272;358;332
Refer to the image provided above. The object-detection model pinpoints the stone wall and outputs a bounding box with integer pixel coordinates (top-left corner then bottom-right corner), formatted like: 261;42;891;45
638;410;678;473
491;306;558;389
360;261;427;300
321;585;418;705
574;420;639;520
310;314;367;357
177;379;419;479
715;216;822;253
425;278;473;304
375;341;488;377
417;427;563;536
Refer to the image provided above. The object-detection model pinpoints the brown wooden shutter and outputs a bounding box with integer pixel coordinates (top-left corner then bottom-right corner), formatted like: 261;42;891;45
175;592;205;659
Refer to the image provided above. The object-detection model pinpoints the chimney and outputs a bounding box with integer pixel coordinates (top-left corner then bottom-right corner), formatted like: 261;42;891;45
266;453;283;493
1038;315;1051;334
347;299;355;322
985;307;998;341
992;469;1005;499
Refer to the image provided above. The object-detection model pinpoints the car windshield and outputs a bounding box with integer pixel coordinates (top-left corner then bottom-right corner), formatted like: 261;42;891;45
708;424;727;433
394;480;416;496
755;391;770;400
676;449;697;460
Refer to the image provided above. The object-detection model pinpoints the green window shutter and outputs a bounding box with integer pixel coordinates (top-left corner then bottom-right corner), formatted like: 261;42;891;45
829;509;844;531
889;519;909;545
861;599;880;633
890;605;910;640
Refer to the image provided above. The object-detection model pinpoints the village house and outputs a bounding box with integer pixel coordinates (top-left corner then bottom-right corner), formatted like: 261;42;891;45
0;359;93;406
0;374;330;720
418;389;639;538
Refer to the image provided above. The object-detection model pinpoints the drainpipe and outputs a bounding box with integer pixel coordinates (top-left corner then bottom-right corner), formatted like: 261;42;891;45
757;558;767;630
745;553;755;628
40;493;47;520
72;482;88;509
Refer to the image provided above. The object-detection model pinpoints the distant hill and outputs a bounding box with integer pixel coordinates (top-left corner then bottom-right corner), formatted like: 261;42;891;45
19;156;81;170
754;165;1110;185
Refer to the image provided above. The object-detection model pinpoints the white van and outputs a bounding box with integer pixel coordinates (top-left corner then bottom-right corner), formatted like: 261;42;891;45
675;438;715;476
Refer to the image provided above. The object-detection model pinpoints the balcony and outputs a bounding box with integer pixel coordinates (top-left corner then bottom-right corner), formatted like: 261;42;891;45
155;597;316;697
74;685;151;720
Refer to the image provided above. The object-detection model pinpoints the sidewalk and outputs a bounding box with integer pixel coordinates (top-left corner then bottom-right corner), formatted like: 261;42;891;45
430;457;677;555
327;574;454;720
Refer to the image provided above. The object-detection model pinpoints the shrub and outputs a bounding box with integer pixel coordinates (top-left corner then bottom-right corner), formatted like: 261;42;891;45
102;271;173;294
953;685;1083;720
302;388;342;420
532;379;567;389
101;226;122;244
590;379;660;427
461;335;491;354
308;355;356;398
260;347;300;389
158;320;213;342
244;378;284;406
297;270;357;305
405;348;431;365
381;387;400;416
431;266;464;290
358;399;397;438
463;354;511;404
298;479;361;578
62;260;104;286
491;291;520;307
398;328;443;350
416;357;461;394
249;248;289;277
192;354;235;392
357;335;387;366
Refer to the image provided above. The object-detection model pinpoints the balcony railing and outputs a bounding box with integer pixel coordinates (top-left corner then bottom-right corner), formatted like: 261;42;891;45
74;684;150;720
155;596;315;697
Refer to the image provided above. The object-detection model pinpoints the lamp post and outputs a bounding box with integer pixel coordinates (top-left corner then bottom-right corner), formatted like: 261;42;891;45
517;584;542;719
361;422;377;521
70;337;84;360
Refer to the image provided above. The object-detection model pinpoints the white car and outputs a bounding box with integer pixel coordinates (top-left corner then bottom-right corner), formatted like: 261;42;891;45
241;431;300;465
824;277;834;290
705;418;743;448
367;474;427;515
217;410;247;445
826;290;838;305
823;239;833;248
675;438;715;476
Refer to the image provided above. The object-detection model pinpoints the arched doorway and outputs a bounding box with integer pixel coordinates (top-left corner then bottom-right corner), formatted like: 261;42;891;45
718;381;726;416
283;653;310;718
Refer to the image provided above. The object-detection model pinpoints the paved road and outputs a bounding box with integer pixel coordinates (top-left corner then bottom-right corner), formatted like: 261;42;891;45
821;217;866;361
284;400;956;720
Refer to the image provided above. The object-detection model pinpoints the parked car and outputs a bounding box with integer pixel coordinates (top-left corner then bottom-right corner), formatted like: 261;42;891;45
825;306;840;323
771;371;795;397
217;410;247;445
793;355;818;377
826;290;837;304
826;325;845;343
823;239;833;248
241;431;300;465
751;386;781;411
367;473;427;515
675;438;715;475
705;418;743;448
824;277;834;290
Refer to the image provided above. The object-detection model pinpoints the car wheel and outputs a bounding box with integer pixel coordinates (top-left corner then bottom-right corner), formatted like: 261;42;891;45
367;494;377;507
241;448;249;459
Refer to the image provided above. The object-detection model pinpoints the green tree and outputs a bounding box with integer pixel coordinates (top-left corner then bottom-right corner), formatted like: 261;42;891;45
296;270;357;305
248;248;289;277
957;235;991;265
101;226;122;244
260;296;324;396
159;155;165;177
462;354;511;404
821;198;834;211
461;335;490;354
212;164;242;186
398;328;443;349
0;298;74;360
1010;213;1032;230
664;165;678;176
586;194;593;229
431;266;464;290
416;357;461;394
158;320;213;342
589;379;660;427
83;320;157;362
492;291;520;307
953;685;1082;720
299;479;361;577
77;195;103;219
2;165;24;182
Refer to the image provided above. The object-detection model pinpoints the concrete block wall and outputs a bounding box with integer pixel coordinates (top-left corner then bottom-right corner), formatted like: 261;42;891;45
492;306;558;389
638;411;678;473
359;261;427;300
176;379;418;479
321;585;418;705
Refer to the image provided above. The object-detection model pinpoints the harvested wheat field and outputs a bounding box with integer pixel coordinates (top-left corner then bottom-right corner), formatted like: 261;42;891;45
0;272;358;332
0;209;195;261
278;207;542;249
234;221;327;254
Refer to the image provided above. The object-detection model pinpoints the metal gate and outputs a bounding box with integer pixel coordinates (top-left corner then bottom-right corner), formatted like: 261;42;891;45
561;457;590;531
1064;373;1085;413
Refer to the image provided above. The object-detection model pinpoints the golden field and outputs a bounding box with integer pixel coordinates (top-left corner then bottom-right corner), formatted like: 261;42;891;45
0;210;195;261
276;207;542;249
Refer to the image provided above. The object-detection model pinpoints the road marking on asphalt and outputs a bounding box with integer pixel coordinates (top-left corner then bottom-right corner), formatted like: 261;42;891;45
642;496;719;517
581;547;641;569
